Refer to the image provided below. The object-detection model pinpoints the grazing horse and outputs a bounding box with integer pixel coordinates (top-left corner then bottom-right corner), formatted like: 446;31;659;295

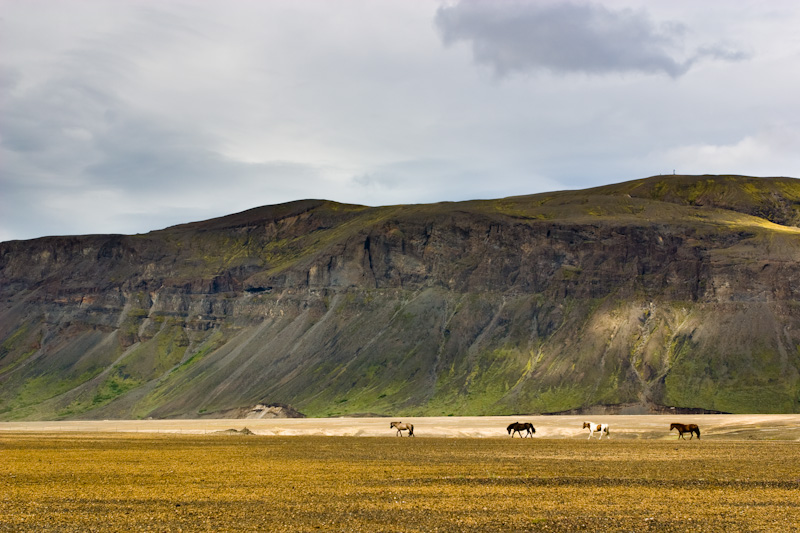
507;422;535;438
582;421;610;439
390;421;414;437
670;423;700;440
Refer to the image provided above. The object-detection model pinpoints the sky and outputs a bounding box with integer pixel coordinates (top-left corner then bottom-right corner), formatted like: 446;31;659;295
2;0;800;242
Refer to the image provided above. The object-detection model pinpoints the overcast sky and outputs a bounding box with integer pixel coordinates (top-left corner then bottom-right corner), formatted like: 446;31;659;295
2;0;800;241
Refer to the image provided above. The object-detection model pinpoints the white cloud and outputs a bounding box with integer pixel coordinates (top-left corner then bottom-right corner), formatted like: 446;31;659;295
660;126;800;177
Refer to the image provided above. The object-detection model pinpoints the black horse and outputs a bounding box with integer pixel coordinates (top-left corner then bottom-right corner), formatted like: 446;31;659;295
507;422;535;438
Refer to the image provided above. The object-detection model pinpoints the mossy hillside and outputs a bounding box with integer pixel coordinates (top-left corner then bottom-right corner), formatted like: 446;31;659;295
134;329;243;418
37;319;195;420
286;289;449;417
0;323;123;420
222;290;799;417
6;292;800;420
290;293;662;417
3;175;800;419
663;303;800;413
601;174;800;226
0;319;42;377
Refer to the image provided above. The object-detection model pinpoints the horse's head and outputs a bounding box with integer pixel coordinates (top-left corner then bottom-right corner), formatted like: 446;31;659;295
390;422;397;429
670;423;678;430
582;422;590;429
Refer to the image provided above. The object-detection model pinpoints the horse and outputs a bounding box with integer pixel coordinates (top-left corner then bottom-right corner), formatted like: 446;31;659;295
390;421;414;437
670;422;700;440
582;421;610;439
507;422;535;438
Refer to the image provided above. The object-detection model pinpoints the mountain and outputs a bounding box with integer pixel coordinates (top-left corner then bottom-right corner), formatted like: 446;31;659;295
2;174;800;420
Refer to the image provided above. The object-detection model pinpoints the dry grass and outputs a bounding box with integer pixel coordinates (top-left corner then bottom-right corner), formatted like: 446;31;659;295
1;433;799;532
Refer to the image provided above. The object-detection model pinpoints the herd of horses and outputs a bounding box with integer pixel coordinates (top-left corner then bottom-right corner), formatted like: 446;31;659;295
389;420;701;439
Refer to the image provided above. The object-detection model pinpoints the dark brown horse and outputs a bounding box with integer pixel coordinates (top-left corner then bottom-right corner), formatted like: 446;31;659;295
507;422;535;438
670;422;700;440
390;421;414;437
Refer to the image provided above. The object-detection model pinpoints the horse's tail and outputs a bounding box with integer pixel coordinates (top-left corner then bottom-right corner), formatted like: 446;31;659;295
696;427;700;439
409;424;414;436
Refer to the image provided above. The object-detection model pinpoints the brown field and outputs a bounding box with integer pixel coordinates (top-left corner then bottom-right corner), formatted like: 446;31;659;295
1;416;799;531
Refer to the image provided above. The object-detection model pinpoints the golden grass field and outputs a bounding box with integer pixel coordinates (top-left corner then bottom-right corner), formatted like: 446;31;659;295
1;415;799;531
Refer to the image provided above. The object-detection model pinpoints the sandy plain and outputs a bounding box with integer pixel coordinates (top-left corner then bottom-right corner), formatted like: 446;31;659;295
1;414;799;439
2;415;799;532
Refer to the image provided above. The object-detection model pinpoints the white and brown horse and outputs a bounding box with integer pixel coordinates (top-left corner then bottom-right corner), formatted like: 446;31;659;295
390;421;414;437
670;422;700;440
582;421;610;439
507;422;535;438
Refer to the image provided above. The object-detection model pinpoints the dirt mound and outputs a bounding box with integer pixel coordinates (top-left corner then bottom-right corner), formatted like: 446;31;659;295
215;427;254;435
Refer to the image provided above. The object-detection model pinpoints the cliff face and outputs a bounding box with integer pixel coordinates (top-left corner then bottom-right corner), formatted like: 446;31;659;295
2;175;800;420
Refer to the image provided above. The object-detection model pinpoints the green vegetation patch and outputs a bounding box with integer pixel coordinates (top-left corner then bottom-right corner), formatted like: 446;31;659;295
0;320;45;378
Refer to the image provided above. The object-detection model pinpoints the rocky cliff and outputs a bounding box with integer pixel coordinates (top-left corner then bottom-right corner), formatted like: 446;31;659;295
2;175;800;420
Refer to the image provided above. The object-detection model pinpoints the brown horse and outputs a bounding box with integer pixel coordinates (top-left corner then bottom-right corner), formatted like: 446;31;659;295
390;421;414;437
670;422;700;440
507;422;535;438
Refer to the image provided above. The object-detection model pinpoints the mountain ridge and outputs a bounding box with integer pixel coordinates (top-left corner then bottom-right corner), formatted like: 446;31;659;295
2;174;800;420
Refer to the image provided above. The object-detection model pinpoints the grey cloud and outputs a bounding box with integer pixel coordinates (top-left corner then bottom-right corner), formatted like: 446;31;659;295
435;0;748;78
0;65;20;92
0;4;330;239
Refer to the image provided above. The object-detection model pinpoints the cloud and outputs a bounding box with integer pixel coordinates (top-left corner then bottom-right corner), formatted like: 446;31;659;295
658;126;800;177
434;0;748;78
1;1;797;243
0;48;330;238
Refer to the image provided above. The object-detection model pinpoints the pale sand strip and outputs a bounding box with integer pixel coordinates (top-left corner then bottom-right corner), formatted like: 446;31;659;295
1;414;799;440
